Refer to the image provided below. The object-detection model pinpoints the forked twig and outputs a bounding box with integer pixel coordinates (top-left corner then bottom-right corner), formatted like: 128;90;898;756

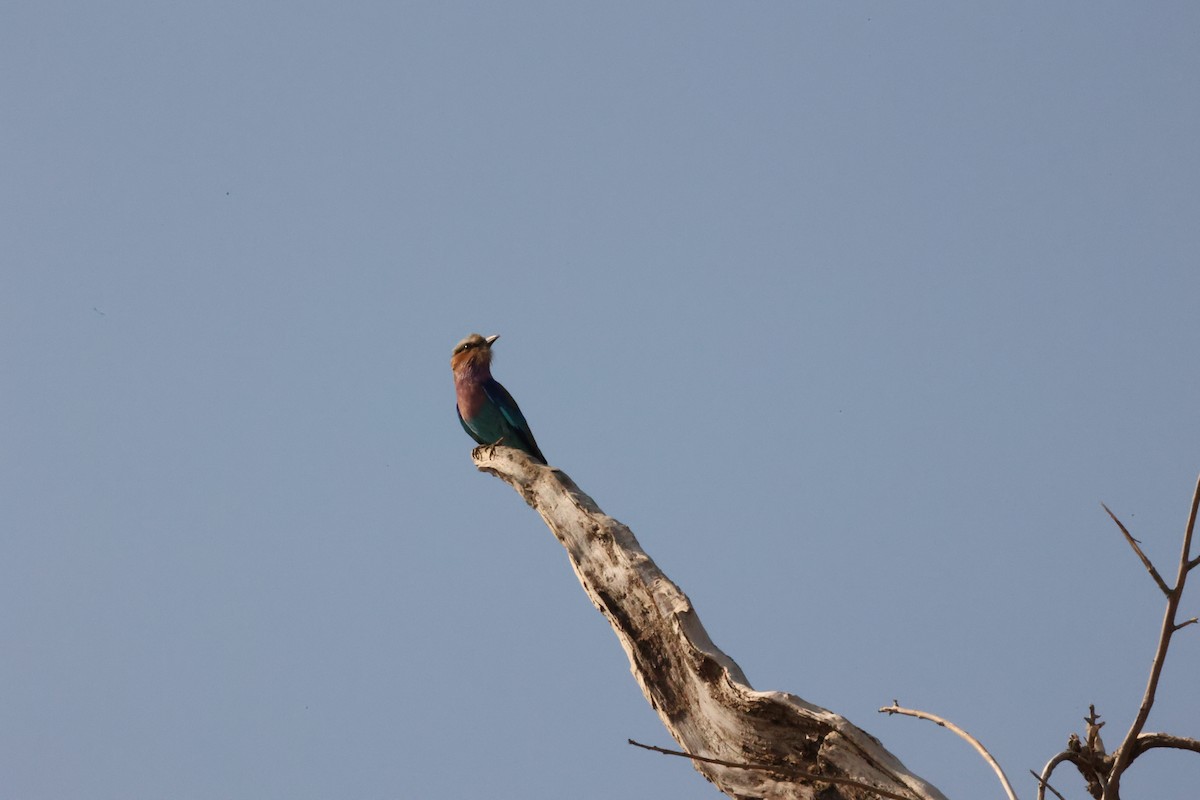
1103;473;1200;799
626;738;917;800
879;702;1017;800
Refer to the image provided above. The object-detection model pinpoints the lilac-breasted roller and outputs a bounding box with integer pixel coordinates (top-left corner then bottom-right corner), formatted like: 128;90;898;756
451;333;547;464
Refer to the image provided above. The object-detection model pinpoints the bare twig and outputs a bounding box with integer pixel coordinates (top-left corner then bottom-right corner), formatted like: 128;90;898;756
879;702;1018;800
1037;751;1077;800
627;739;917;800
1187;476;1200;562
1104;473;1200;799
1030;768;1067;800
1102;503;1170;595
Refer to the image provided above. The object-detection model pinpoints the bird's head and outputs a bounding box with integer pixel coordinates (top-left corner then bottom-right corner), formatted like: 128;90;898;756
450;332;499;372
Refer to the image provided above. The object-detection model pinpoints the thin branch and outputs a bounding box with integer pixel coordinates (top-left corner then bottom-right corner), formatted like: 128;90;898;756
1102;503;1170;595
1185;474;1200;565
1105;473;1200;799
879;702;1018;800
1173;617;1198;632
1038;751;1080;800
627;739;918;800
1029;768;1067;800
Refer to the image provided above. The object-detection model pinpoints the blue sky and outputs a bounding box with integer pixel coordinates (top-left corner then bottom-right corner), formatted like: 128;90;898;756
3;3;1198;798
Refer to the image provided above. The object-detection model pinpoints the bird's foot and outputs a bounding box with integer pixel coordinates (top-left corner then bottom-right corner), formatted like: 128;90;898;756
480;437;508;459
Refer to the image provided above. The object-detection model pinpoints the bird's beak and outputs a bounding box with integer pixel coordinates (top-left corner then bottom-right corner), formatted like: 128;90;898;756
485;334;500;347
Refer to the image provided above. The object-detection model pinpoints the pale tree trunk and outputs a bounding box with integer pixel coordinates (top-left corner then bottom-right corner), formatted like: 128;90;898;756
473;447;947;800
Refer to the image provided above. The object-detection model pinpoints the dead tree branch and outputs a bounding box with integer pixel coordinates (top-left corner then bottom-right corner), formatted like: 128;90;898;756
1037;751;1074;800
473;445;946;800
1130;732;1200;759
878;702;1017;800
1029;768;1067;800
1099;473;1200;800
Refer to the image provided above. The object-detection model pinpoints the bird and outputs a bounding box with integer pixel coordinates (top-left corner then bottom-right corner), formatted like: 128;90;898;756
451;333;547;464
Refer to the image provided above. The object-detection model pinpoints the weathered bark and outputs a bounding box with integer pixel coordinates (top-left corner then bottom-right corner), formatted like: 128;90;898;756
473;446;948;800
